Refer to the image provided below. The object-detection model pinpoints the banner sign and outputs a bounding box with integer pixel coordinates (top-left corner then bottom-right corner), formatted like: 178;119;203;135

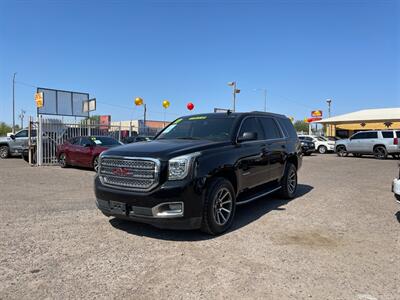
35;92;44;108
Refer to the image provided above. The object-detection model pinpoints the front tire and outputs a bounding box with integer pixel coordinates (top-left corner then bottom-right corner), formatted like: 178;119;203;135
373;146;387;159
318;145;327;154
0;145;9;159
336;145;348;157
59;153;69;168
279;163;298;199
201;178;236;235
93;156;100;172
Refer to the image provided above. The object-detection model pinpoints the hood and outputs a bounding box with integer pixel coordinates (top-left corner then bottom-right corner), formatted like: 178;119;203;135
0;136;11;143
101;139;230;160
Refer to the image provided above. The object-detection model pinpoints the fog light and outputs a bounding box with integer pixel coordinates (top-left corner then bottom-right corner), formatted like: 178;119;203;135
152;202;183;218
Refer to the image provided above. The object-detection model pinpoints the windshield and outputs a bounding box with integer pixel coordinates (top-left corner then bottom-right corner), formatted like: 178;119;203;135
90;136;121;146
157;116;236;141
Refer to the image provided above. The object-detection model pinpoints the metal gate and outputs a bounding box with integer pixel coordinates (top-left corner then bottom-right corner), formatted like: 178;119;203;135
35;117;131;166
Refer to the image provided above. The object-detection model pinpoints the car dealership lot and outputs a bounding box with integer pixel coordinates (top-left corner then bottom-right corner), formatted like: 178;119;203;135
0;155;399;299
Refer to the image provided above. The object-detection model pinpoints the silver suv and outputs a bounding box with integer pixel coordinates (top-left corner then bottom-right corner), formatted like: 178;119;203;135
335;130;400;159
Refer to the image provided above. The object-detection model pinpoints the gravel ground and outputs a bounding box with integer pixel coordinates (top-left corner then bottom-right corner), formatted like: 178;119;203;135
0;154;399;300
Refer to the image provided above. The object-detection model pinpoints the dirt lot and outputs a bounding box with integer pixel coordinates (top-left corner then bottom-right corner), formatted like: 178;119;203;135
0;154;399;299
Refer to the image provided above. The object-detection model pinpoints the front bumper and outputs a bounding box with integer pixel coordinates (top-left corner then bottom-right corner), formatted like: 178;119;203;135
301;146;315;153
94;176;204;230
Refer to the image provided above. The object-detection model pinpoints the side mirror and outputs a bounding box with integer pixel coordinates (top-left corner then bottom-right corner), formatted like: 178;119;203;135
10;135;15;140
83;143;93;147
238;132;257;142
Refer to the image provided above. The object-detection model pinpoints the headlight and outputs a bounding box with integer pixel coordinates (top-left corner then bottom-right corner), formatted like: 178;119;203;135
168;152;200;180
301;142;305;146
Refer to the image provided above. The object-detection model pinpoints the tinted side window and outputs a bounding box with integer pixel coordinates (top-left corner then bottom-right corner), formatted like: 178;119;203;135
278;118;297;138
79;137;93;146
365;132;378;139
15;130;28;138
396;131;400;138
239;117;264;140
382;131;394;138
259;118;283;139
351;132;364;139
69;137;78;144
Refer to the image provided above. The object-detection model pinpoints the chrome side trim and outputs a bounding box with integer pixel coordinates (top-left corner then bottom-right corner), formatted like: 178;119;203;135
236;186;281;205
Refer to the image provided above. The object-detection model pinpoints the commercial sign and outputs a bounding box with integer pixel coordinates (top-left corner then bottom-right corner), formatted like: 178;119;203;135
35;92;44;108
311;110;323;117
99;115;111;130
305;117;322;123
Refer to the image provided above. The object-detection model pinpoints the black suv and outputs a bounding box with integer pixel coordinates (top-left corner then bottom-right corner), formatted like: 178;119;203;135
95;112;302;235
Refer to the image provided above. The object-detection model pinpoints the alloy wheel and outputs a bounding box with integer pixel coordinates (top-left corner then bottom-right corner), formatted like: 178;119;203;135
59;153;66;167
318;146;327;154
213;187;233;226
287;168;297;194
337;146;347;157
374;147;386;159
0;146;8;159
93;157;99;172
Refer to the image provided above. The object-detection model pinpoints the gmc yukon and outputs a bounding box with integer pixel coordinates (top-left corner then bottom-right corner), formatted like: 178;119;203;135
95;112;302;235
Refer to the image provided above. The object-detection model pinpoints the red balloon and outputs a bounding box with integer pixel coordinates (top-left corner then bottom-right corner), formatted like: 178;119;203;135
187;102;194;110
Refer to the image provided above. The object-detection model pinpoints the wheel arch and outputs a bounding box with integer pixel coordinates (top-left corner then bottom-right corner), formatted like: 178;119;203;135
207;167;238;195
373;144;386;150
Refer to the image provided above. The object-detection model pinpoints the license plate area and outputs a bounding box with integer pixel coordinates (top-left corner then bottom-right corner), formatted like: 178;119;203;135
109;201;127;215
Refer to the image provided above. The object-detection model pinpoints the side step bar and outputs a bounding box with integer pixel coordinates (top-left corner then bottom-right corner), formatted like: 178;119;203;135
236;186;281;206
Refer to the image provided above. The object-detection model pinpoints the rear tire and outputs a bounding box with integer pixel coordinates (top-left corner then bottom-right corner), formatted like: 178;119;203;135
318;145;327;154
279;163;298;199
0;145;9;159
201;178;236;235
373;146;387;159
336;145;348;157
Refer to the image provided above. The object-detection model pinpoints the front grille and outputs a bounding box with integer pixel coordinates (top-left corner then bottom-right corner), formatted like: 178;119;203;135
99;157;160;191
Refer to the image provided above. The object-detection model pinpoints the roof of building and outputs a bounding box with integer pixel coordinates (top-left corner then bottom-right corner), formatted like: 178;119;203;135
316;108;400;124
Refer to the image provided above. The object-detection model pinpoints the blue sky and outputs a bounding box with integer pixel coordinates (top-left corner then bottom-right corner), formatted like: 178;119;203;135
0;0;399;124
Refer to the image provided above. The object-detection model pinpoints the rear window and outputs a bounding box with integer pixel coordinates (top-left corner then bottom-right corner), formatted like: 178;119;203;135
382;131;394;138
278;118;297;138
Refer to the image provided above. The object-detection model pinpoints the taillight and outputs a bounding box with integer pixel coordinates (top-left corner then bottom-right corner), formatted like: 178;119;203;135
394;138;398;145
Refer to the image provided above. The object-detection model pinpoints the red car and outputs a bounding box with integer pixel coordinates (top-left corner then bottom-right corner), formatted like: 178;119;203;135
56;136;122;171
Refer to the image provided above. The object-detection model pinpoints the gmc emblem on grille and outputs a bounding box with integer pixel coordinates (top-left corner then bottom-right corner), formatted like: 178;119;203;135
112;167;130;176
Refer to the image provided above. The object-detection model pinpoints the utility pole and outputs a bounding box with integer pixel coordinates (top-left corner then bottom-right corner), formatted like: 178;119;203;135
227;81;240;112
18;109;26;129
143;103;147;136
12;72;17;133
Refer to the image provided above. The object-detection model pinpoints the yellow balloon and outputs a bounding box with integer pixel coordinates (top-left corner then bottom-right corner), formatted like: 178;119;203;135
134;97;143;106
162;100;170;109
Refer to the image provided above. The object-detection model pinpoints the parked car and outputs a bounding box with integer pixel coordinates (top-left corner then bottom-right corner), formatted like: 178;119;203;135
335;130;400;159
122;136;151;144
94;111;302;235
393;163;400;203
298;135;335;154
0;129;36;159
298;136;315;156
56;136;122;171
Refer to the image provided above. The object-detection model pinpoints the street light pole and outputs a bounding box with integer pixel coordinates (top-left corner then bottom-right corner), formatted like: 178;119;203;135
12;72;17;133
227;81;240;112
254;88;267;112
326;99;332;136
326;99;332;118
